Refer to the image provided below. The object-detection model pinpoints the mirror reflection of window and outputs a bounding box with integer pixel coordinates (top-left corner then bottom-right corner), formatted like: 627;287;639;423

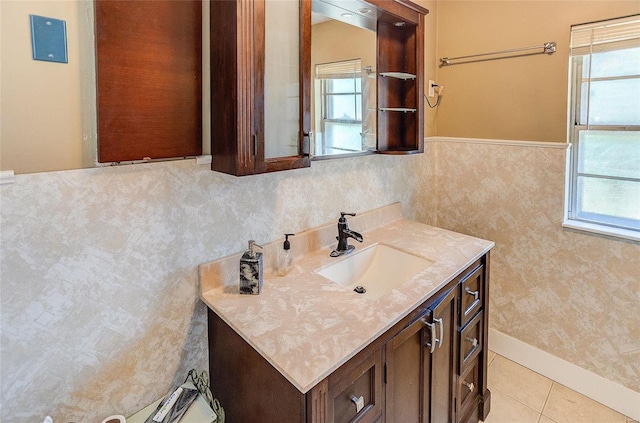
314;60;376;156
310;11;377;158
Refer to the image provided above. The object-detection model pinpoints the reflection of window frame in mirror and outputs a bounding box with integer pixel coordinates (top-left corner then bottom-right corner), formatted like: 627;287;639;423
310;8;378;161
314;59;376;158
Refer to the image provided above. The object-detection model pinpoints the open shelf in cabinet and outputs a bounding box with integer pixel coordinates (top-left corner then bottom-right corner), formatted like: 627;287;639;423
376;13;424;154
380;107;417;112
380;72;417;80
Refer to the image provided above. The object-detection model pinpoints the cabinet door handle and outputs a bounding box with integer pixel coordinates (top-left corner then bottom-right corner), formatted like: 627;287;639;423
423;319;436;353
434;317;443;349
302;133;311;157
463;381;475;392
466;336;479;348
351;395;365;413
253;134;258;158
465;287;479;301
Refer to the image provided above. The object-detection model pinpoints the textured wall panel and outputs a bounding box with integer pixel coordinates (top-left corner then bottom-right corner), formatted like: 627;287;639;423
0;154;429;422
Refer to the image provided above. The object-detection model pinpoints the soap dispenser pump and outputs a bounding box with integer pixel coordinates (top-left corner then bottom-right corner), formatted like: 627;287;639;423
240;240;263;294
277;233;295;276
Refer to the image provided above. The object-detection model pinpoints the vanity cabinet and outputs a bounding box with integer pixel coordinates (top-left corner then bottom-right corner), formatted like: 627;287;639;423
207;253;490;423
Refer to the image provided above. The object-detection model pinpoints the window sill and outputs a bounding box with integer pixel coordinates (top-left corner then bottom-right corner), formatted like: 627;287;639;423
562;220;640;242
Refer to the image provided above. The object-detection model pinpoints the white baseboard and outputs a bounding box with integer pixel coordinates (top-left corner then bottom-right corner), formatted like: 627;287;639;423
489;328;640;421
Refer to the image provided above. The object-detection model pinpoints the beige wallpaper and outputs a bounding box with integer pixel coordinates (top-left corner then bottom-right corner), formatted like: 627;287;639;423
0;153;430;422
424;139;640;393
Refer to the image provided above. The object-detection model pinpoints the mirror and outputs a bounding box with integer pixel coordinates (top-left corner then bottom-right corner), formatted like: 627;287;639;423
0;0;210;175
311;0;377;159
0;0;97;174
265;0;301;159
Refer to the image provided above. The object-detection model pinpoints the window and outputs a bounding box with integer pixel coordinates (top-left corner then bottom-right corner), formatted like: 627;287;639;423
314;59;365;156
565;15;640;240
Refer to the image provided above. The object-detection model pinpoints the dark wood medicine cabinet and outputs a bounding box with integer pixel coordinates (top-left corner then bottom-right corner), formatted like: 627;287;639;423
210;0;428;177
95;0;425;171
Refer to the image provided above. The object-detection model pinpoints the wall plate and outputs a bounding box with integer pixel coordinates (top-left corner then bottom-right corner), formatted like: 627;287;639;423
30;14;68;63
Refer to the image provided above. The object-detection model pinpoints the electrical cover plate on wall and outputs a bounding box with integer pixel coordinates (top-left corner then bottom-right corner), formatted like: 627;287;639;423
30;14;68;63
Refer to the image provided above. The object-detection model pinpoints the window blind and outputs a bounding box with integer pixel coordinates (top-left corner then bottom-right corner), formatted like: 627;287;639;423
571;14;640;55
315;59;362;79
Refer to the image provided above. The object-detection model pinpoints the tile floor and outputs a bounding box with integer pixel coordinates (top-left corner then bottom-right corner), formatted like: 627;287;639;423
482;351;638;423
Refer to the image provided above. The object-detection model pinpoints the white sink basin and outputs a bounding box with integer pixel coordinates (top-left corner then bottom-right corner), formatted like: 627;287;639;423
316;244;433;299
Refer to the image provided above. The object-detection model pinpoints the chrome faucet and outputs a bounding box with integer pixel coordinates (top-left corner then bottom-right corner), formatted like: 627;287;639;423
330;212;363;257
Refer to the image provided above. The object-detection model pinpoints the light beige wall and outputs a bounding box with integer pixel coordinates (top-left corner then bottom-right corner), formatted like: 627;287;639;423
311;19;377;71
421;0;438;137
0;0;96;173
434;1;640;142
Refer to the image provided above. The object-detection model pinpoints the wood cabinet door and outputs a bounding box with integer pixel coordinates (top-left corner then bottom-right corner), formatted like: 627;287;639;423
426;286;458;423
210;0;310;176
385;309;430;423
385;285;458;423
96;0;202;163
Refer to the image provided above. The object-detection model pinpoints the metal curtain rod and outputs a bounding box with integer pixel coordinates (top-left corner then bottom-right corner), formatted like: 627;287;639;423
440;41;556;66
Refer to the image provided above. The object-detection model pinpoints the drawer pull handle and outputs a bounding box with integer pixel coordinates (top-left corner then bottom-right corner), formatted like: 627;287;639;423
465;287;479;301
466;336;479;348
463;381;475;392
351;395;365;413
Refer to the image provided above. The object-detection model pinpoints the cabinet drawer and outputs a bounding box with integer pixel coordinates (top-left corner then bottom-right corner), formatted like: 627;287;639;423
459;311;483;373
328;349;383;423
457;358;480;423
460;265;484;327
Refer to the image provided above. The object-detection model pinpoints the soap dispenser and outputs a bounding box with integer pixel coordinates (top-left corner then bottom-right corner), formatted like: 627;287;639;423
239;240;263;294
277;233;295;276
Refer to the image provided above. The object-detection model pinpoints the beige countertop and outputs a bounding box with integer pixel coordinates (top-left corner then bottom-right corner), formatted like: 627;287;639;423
199;203;494;394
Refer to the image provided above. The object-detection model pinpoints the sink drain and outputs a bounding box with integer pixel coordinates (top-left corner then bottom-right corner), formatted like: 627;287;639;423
353;286;366;294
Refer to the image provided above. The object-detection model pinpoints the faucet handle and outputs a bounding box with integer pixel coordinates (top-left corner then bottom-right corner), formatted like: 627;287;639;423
340;212;356;218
